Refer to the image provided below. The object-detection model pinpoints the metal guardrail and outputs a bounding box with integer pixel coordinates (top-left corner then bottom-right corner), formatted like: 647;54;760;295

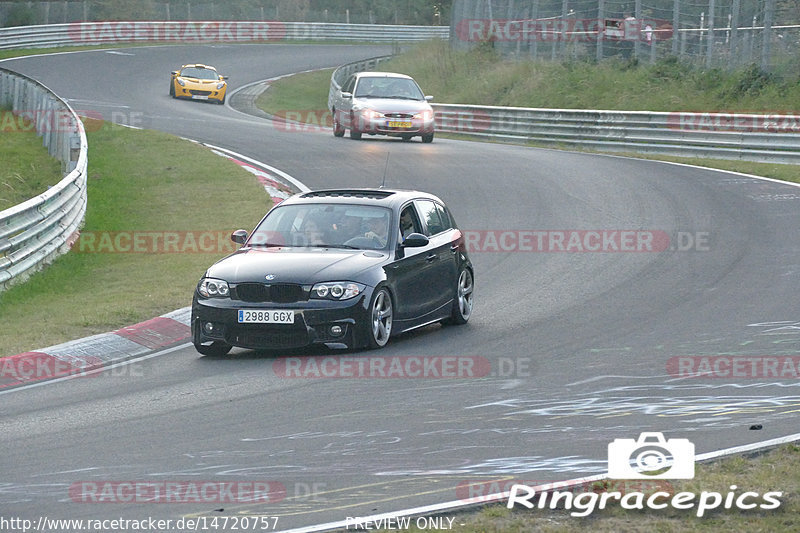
0;68;87;291
0;21;449;50
432;104;800;164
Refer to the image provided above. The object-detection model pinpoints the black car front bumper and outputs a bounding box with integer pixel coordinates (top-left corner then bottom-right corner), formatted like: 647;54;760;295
191;291;374;350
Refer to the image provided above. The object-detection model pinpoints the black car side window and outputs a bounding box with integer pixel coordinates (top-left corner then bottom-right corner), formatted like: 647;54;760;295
435;203;453;231
342;75;356;93
415;200;446;236
399;205;422;239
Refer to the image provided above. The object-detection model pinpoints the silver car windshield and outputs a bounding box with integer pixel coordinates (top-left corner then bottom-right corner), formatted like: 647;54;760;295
354;77;424;100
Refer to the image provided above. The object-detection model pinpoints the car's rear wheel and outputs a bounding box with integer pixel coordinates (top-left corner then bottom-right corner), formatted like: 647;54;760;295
350;129;362;140
368;287;393;349
448;268;474;324
194;341;232;356
401;134;413;142
421;132;434;143
333;110;345;137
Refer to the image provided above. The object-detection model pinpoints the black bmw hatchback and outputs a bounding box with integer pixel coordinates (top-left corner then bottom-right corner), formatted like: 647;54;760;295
191;189;474;355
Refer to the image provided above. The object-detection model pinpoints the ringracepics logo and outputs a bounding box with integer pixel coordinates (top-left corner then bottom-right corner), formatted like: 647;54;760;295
507;432;782;517
608;432;694;479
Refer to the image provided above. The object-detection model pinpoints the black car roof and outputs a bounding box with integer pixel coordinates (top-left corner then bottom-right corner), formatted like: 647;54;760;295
282;188;444;209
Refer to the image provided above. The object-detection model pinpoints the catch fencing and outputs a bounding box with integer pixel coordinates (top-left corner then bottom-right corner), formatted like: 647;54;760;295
0;68;87;291
451;0;800;73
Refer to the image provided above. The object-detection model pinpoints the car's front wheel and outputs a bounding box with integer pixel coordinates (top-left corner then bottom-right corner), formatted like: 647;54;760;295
194;341;232;356
368;287;393;349
169;81;176;97
333;110;345;137
448;268;474;324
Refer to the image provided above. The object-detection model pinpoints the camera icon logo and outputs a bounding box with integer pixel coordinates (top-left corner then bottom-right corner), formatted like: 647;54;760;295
608;432;695;479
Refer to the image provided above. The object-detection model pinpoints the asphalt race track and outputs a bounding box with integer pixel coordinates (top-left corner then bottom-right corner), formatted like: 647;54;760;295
3;44;800;530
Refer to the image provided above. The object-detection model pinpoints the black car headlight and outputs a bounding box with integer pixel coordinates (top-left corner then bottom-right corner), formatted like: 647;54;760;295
311;282;365;300
198;278;230;298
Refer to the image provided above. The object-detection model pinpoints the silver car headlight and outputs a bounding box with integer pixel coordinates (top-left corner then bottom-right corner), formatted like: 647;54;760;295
177;78;186;86
198;278;230;298
311;282;365;300
216;82;226;90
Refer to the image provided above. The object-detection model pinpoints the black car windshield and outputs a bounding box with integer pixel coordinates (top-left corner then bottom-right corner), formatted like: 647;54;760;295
180;67;219;80
248;204;393;250
354;77;425;100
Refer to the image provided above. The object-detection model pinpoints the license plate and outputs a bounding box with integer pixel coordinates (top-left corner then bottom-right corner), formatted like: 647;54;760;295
238;310;295;324
387;121;412;128
192;95;209;100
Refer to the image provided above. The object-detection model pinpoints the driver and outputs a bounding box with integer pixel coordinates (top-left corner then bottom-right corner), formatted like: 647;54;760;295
364;216;389;247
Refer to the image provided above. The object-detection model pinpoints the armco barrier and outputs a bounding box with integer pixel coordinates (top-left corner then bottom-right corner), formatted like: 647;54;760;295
0;21;449;50
432;104;800;164
0;68;88;291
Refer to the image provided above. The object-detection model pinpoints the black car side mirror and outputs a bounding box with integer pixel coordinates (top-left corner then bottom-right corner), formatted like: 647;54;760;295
401;233;429;248
231;229;248;245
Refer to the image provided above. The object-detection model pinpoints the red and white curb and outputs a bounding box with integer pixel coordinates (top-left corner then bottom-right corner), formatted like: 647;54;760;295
1;308;191;390
1;146;307;391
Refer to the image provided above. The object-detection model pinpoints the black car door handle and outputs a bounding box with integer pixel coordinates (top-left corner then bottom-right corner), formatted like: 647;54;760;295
426;254;437;262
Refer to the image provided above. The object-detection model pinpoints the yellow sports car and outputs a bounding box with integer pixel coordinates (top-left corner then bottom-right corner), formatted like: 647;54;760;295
170;64;228;104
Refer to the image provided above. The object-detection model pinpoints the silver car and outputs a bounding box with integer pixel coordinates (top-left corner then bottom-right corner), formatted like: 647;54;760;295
330;72;435;143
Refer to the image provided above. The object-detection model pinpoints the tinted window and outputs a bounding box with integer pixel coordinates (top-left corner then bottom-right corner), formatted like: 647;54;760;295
435;203;453;231
415;200;446;236
342;75;356;93
399;205;422;239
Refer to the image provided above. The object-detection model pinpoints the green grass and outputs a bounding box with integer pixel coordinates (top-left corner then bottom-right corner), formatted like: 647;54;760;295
0;110;63;210
256;68;334;119
379;444;800;532
0;121;272;356
381;40;800;113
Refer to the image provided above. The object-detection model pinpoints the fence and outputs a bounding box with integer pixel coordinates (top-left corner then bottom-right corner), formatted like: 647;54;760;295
450;0;800;72
433;104;800;164
0;68;88;291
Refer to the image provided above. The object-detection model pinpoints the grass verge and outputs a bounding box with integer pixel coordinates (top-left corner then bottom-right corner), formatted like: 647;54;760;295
256;68;334;119
0;110;63;209
0;120;272;356
380;444;800;532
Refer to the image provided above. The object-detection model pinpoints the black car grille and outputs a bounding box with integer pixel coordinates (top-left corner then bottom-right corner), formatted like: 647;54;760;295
384;113;414;119
227;326;310;349
234;283;306;303
190;90;212;96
